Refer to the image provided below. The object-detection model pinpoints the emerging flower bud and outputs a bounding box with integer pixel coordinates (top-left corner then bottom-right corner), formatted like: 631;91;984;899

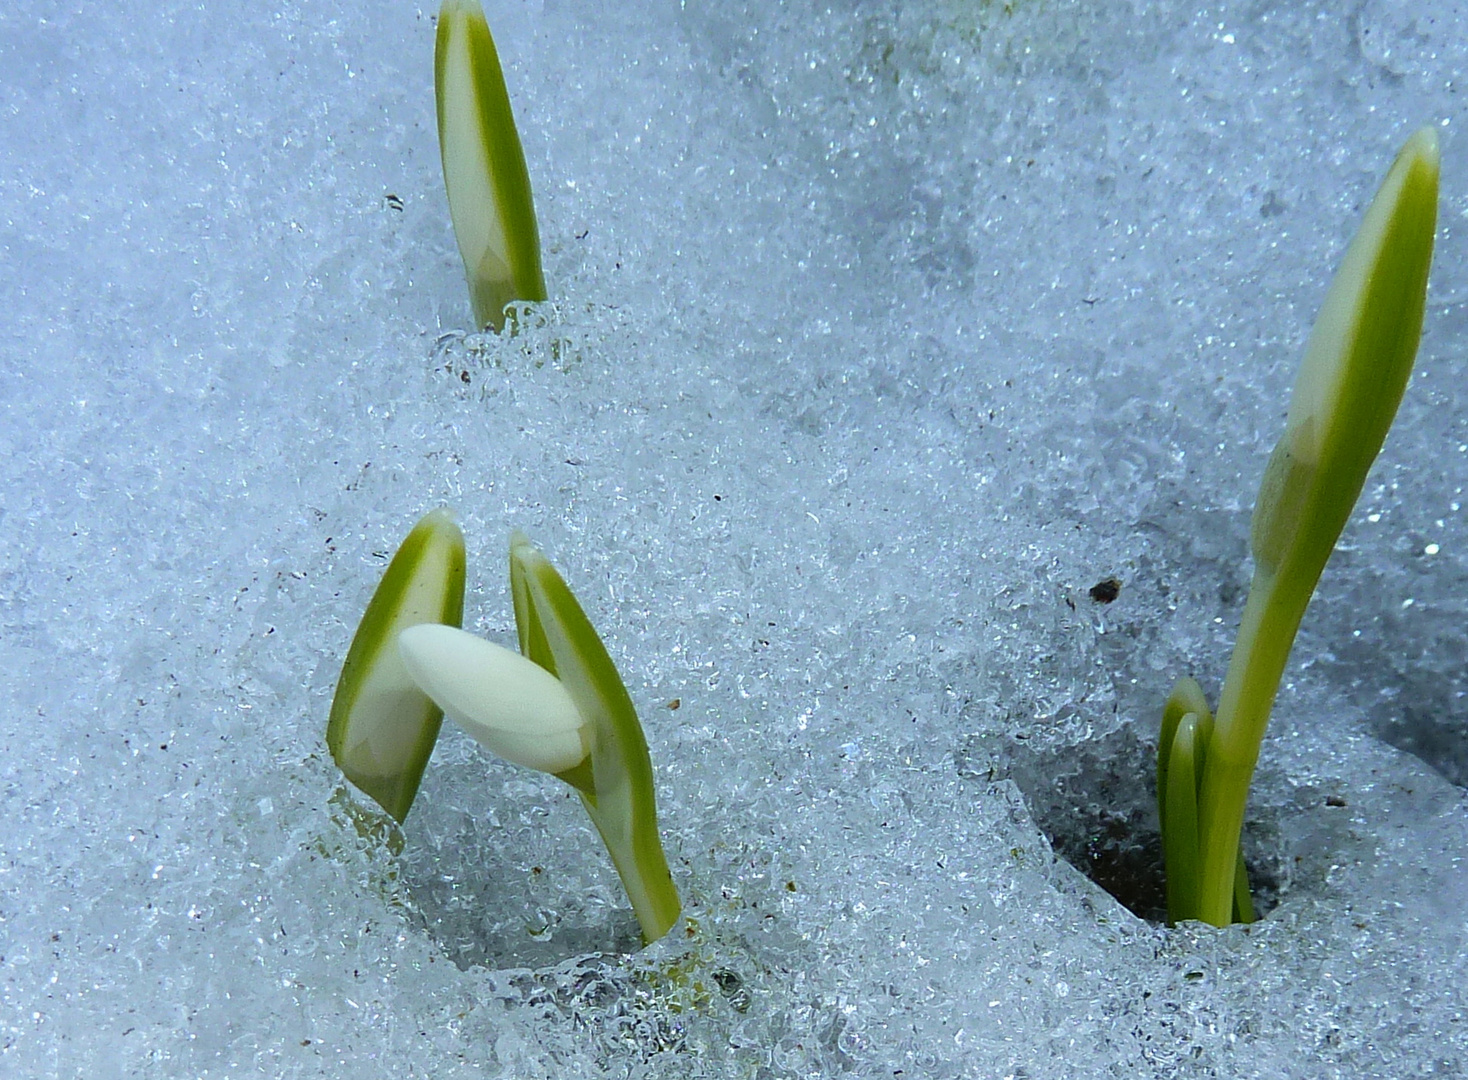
397;623;590;775
327;509;466;823
435;0;546;331
1178;127;1440;928
1252;127;1439;578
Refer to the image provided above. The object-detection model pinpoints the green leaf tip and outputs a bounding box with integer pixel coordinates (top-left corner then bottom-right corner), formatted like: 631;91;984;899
1157;679;1253;926
1157;676;1210;837
508;532;682;944
435;0;547;332
327;509;466;823
1164;126;1440;928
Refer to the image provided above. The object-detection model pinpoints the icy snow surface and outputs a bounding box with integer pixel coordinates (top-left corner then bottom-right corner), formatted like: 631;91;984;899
4;0;1468;1076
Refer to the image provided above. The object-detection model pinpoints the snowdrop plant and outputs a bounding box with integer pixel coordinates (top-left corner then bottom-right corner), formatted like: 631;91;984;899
435;0;547;331
400;533;681;944
327;509;466;823
1160;128;1440;927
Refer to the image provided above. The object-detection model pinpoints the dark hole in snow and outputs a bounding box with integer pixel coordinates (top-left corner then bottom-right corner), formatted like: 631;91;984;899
958;723;1288;924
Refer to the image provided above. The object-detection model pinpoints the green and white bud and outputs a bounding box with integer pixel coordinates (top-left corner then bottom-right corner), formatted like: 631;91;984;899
327;509;466;823
1251;127;1439;578
435;0;547;331
509;532;682;944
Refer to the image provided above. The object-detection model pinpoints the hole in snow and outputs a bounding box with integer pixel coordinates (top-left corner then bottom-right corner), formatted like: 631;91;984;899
958;723;1288;924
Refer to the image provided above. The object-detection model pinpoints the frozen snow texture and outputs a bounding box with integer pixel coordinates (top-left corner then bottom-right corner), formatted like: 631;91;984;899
2;0;1468;1077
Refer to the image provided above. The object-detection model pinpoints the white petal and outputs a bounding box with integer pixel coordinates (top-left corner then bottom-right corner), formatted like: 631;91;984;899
397;623;589;774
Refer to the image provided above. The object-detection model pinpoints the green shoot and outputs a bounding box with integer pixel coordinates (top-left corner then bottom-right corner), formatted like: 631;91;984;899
435;0;547;332
395;532;681;945
508;532;681;944
1160;128;1439;926
327;509;466;822
1158;678;1252;925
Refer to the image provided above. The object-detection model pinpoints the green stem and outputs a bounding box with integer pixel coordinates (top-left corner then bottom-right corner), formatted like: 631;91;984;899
582;791;682;945
1195;568;1310;925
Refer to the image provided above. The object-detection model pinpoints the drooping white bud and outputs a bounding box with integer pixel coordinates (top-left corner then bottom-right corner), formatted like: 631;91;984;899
397;623;589;774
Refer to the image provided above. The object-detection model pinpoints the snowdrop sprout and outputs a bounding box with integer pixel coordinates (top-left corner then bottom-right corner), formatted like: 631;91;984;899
335;525;680;946
327;509;466;823
435;0;547;331
1160;128;1439;926
507;531;681;944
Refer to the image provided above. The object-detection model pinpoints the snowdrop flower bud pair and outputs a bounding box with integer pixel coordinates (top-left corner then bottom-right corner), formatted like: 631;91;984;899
329;517;680;944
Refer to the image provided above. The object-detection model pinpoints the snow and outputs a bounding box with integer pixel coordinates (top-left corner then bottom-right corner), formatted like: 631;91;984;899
3;0;1467;1076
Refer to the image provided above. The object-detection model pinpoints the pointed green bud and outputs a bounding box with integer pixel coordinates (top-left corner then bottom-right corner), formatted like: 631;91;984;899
509;532;682;945
397;623;591;774
1158;675;1211;836
1251;127;1439;579
435;0;547;331
327;510;466;822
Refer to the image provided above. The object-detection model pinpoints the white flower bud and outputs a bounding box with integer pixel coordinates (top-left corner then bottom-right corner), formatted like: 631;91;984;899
397;623;589;774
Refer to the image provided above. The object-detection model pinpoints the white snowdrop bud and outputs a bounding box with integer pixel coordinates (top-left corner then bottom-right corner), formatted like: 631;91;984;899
398;623;589;775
